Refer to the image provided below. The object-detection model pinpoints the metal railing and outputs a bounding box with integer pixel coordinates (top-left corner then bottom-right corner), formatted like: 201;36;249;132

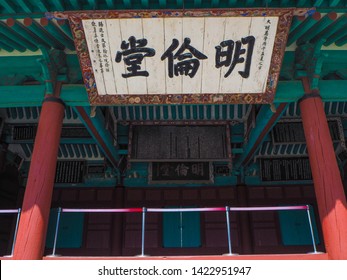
0;208;21;256
49;205;320;257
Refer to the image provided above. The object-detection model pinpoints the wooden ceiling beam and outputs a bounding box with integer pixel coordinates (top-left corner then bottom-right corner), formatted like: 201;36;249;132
297;12;337;45
6;18;50;49
0;0;16;13
234;103;289;170
40;18;75;50
0;40;14;52
57;20;73;39
324;24;347;46
0;31;26;52
336;34;347;46
51;0;65;11
287;12;321;46
16;0;32;13
105;0;115;9
74;106;119;167
87;0;98;10
122;0;131;9
290;16;305;33
141;0;149;8
23;18;65;50
68;0;81;10
329;0;341;7
159;0;166;8
34;0;49;12
0;21;37;51
320;14;347;45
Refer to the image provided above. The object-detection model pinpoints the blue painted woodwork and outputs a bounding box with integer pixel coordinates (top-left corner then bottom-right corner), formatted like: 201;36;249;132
163;209;201;248
46;210;84;249
234;103;289;170
278;207;320;246
73;106;119;167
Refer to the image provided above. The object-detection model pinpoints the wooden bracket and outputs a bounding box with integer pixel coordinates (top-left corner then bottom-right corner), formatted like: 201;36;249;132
294;40;326;90
37;46;66;95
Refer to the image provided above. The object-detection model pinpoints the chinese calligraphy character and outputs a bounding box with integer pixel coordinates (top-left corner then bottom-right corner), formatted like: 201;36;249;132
215;36;255;78
115;36;155;78
259;21;271;70
160;164;170;177
90;21;107;74
191;163;204;176
175;163;189;176
161;37;208;78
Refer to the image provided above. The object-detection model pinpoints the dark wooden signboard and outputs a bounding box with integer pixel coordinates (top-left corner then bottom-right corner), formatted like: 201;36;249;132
272;120;341;144
131;125;228;161
260;157;312;182
55;160;85;184
150;162;212;184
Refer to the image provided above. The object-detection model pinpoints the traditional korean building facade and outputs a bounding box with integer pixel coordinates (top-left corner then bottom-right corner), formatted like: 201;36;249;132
0;1;346;260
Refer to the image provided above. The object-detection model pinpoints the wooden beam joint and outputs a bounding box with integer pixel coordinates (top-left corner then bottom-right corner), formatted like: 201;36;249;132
294;41;326;90
37;47;66;94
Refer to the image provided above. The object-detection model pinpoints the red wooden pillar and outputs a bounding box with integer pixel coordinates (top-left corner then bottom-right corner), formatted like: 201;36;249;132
13;96;65;260
299;89;347;260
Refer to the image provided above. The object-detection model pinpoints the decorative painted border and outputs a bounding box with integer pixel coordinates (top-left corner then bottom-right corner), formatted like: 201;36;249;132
53;8;305;105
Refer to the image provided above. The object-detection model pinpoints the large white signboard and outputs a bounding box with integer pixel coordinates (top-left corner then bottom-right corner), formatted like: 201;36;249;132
83;17;277;95
57;9;297;105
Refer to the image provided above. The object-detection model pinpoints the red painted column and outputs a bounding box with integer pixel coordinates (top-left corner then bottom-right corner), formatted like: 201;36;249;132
13;97;65;259
299;91;347;260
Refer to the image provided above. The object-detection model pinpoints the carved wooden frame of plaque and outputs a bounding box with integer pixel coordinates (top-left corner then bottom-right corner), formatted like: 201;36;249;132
53;8;310;105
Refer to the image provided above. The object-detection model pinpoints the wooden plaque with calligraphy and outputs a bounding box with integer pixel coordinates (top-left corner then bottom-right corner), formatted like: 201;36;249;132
149;162;213;184
52;8;308;105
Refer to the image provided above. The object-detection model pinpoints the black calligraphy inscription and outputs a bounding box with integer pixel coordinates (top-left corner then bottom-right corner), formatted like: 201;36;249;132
259;20;271;70
115;36;155;78
151;162;211;183
215;36;255;78
161;38;208;78
91;21;108;74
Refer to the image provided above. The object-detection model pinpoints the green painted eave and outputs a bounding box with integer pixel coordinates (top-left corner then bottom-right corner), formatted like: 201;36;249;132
1;80;347;108
0;84;89;107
